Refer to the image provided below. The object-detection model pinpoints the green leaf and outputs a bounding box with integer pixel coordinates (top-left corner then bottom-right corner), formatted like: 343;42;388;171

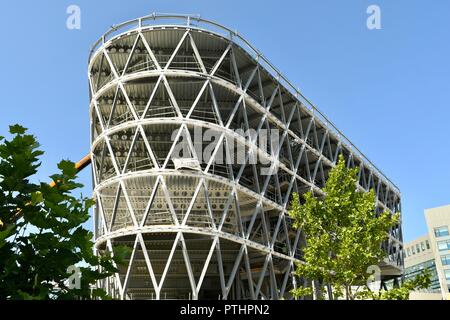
30;191;44;205
57;160;77;176
111;245;132;265
0;223;17;245
9;124;27;135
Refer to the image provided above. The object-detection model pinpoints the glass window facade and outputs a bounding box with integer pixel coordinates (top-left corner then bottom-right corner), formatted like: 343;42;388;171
434;226;450;238
441;254;450;266
445;269;450;281
404;259;440;293
438;239;450;251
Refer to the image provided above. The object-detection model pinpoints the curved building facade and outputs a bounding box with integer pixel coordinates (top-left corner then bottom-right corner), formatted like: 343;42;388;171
88;14;403;300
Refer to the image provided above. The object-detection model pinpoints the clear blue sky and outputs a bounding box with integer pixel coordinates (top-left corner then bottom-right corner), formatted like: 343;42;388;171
1;0;449;242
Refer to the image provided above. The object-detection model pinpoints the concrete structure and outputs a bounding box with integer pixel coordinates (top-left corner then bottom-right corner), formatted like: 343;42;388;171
404;235;441;298
403;205;450;300
425;205;450;297
88;13;403;300
409;291;443;300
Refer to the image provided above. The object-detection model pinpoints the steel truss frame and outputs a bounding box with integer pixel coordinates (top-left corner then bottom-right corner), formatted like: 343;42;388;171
88;14;403;300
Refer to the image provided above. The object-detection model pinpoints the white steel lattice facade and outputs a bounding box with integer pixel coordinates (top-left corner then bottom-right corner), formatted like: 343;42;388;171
88;14;403;300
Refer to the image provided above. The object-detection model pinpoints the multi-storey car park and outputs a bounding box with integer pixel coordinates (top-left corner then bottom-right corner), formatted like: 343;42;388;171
88;14;403;300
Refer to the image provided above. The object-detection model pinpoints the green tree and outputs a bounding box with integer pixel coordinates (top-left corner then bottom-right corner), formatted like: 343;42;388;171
0;125;126;300
288;154;426;300
357;268;431;300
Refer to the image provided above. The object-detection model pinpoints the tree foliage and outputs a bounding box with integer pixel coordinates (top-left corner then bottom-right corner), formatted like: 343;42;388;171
0;125;126;299
288;155;428;300
356;268;432;300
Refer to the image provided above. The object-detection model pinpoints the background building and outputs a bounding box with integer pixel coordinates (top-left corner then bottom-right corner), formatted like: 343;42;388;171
89;14;403;300
403;205;450;300
404;235;441;299
425;205;450;297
